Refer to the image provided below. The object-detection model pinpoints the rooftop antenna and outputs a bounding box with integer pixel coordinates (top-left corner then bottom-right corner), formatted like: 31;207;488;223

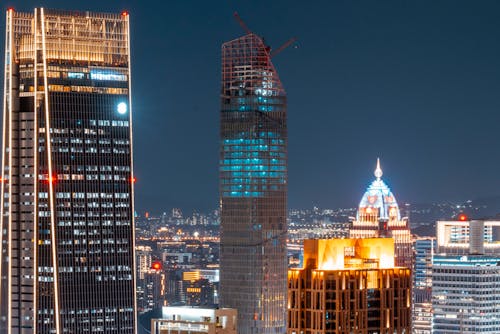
233;12;252;35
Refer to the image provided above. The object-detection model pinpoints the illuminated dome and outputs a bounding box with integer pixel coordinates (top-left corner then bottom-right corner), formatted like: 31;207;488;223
357;159;401;221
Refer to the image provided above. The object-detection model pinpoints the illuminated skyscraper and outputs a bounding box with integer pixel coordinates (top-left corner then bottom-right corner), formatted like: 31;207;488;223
288;238;411;334
219;32;288;334
0;8;136;333
350;159;412;268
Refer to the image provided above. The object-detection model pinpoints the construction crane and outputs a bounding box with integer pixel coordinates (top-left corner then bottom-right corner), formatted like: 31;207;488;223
233;11;297;57
233;12;252;35
270;37;297;58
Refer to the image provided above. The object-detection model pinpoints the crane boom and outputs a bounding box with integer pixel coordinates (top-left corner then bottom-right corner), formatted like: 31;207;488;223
233;12;252;35
270;37;297;58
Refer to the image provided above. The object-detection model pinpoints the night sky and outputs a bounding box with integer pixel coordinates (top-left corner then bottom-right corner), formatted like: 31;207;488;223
2;1;500;214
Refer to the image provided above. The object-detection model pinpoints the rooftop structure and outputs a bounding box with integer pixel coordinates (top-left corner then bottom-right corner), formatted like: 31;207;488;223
151;307;237;334
288;238;411;334
436;218;500;254
350;159;412;267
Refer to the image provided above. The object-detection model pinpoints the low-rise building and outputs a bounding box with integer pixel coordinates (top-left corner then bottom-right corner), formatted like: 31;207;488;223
151;307;237;334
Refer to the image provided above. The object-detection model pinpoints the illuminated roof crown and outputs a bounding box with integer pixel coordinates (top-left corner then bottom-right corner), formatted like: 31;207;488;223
357;159;400;221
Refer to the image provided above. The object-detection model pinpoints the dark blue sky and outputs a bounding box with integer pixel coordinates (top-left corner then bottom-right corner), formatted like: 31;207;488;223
2;1;500;213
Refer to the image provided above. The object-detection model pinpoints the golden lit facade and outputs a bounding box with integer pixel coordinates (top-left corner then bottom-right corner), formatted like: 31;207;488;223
0;8;136;333
288;238;411;334
350;160;412;268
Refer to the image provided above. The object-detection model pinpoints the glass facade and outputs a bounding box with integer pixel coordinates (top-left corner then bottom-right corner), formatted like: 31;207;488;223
219;33;287;334
413;238;435;334
432;255;500;333
0;8;136;333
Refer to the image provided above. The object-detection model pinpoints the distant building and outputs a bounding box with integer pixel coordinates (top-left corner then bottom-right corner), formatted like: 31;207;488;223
436;218;500;254
137;245;153;279
433;253;500;333
432;220;500;333
350;159;412;268
413;237;435;334
288;238;411;334
137;264;166;314
151;307;237;334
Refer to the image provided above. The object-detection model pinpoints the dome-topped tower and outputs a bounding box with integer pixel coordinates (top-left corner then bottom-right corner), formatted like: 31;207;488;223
357;158;401;222
350;159;412;268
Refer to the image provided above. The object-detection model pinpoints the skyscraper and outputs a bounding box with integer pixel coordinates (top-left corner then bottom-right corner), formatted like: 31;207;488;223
0;8;136;333
219;32;288;334
350;159;412;268
412;237;435;334
432;254;500;333
288;238;411;334
432;219;500;333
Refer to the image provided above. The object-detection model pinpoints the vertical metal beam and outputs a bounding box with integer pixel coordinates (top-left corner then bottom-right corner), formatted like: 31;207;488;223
124;12;139;334
6;8;14;334
33;8;39;331
40;8;61;334
0;8;13;334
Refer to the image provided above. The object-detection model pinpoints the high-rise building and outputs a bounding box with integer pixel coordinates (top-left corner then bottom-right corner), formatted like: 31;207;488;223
412;237;435;334
436;217;500;254
219;31;288;334
0;8;136;333
350;159;412;268
432;219;500;333
432;254;500;333
287;238;411;334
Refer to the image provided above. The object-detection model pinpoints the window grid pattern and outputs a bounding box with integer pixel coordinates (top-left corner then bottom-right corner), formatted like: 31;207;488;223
219;33;288;334
1;8;136;334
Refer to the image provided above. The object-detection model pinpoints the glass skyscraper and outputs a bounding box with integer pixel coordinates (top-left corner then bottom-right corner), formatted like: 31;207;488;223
413;237;435;334
219;33;287;334
0;8;136;333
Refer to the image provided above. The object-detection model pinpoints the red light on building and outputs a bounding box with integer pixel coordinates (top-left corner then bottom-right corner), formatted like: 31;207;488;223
151;261;162;271
44;175;56;184
130;177;136;184
145;212;149;218
458;213;468;221
121;11;129;17
7;8;15;12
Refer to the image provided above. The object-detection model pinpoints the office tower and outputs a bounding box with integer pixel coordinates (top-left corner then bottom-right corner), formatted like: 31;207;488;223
432;221;500;333
0;8;136;333
219;31;288;334
432;254;500;333
288;238;411;334
412;237;435;334
436;217;500;254
151;307;237;334
350;159;412;268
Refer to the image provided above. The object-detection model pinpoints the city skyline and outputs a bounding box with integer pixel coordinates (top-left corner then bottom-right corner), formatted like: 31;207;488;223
1;1;500;214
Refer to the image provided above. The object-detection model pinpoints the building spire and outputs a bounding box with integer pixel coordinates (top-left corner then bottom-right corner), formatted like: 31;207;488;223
374;158;383;180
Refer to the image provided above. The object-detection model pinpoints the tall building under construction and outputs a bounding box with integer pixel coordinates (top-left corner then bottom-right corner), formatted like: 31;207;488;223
0;8;136;333
219;26;288;334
